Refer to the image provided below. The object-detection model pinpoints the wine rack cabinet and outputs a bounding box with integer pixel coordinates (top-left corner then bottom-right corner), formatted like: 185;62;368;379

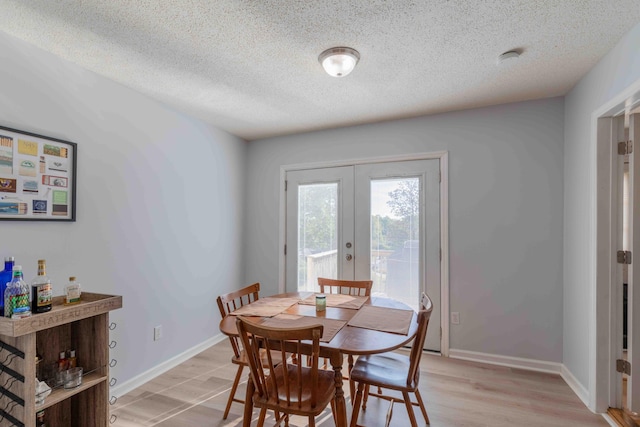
0;293;122;426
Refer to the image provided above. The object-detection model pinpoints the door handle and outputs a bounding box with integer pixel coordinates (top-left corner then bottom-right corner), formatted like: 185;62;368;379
346;254;353;261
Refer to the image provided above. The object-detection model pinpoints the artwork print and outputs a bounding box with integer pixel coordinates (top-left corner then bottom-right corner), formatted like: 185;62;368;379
0;126;76;221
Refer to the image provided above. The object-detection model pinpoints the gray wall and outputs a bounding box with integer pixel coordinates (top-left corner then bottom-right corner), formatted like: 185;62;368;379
563;22;640;393
0;32;247;385
245;97;565;362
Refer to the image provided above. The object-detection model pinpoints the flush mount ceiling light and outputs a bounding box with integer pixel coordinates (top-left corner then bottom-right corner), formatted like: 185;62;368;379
318;47;360;77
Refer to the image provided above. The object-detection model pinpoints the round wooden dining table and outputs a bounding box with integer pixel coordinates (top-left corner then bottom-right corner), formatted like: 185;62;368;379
218;291;419;427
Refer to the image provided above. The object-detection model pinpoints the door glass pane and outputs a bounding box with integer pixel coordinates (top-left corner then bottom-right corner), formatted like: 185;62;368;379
371;178;420;310
297;183;338;291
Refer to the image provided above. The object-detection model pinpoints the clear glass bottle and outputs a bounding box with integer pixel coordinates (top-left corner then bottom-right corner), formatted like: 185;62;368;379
3;277;13;318
6;265;31;318
0;256;15;315
31;259;52;313
64;277;81;305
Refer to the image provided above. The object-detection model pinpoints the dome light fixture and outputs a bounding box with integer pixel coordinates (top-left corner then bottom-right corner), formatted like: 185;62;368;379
318;47;360;77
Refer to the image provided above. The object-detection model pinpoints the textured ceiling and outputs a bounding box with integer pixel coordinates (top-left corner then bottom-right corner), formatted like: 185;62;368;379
0;1;639;141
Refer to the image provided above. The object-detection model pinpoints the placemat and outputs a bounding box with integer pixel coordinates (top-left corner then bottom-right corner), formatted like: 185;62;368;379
347;305;414;335
260;314;347;343
228;297;301;318
298;293;368;310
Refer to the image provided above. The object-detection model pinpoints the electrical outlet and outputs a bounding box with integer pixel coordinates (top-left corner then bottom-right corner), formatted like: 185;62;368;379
451;312;460;325
154;325;163;341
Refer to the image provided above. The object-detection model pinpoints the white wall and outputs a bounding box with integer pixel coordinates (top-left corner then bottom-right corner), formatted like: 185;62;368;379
245;97;565;362
0;32;247;387
563;21;640;405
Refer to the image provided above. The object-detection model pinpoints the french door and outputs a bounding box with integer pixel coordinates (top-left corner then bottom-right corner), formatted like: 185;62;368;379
285;159;441;351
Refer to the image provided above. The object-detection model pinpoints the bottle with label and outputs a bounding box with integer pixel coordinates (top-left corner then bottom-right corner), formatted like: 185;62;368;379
31;259;52;313
4;277;14;318
0;256;14;315
64;277;81;305
5;265;31;318
56;351;67;386
67;350;76;369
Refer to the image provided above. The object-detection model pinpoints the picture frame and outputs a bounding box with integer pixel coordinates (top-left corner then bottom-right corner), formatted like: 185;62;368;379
0;125;77;221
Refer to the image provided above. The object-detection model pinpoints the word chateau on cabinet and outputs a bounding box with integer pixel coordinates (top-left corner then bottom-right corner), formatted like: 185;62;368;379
0;292;122;426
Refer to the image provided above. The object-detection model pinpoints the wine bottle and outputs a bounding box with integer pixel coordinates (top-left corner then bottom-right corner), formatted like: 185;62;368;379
31;259;52;313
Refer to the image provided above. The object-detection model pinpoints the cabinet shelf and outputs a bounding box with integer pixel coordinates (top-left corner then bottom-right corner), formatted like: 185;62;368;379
0;292;122;427
37;371;107;411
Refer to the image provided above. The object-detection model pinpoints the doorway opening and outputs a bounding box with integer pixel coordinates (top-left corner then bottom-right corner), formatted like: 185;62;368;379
595;98;640;424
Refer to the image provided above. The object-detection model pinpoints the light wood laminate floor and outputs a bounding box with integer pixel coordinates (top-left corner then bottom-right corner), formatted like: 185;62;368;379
111;340;609;426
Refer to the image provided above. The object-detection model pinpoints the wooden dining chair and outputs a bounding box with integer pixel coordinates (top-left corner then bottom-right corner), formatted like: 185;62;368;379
216;282;261;419
236;316;336;427
317;277;373;400
317;277;373;296
349;293;433;427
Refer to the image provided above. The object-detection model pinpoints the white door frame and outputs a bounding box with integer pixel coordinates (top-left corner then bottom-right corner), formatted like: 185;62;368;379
278;151;450;356
627;113;640;411
594;77;640;413
596;114;626;412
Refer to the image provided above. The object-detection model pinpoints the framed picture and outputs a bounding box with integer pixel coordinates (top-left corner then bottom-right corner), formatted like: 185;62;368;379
0;125;77;221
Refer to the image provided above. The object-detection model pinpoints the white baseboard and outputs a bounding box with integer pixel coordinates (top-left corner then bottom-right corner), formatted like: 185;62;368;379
601;413;619;427
448;349;563;374
448;349;594;413
110;334;227;398
560;363;590;408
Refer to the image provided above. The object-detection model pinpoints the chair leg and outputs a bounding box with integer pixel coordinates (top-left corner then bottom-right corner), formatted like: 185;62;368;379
308;415;316;427
362;384;370;409
414;389;430;425
257;407;267;427
402;391;418;427
223;364;244;419
384;400;394;427
350;383;365;427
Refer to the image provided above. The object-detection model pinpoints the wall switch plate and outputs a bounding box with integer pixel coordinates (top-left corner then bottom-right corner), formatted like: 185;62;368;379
154;325;163;341
451;312;460;325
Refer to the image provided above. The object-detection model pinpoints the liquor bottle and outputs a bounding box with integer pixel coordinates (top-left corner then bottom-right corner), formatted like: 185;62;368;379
31;259;52;313
0;256;14;315
3;278;13;318
67;350;77;369
5;265;31;318
56;351;67;386
64;277;81;305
